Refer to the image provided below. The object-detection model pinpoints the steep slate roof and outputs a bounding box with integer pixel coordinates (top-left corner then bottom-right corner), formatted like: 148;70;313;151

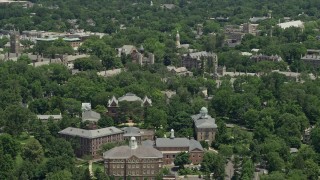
142;96;152;106
189;139;204;151
103;145;163;159
59;126;122;139
108;96;118;107
122;127;141;137
82;110;101;122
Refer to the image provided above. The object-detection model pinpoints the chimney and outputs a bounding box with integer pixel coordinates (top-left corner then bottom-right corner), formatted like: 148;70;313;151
170;129;174;139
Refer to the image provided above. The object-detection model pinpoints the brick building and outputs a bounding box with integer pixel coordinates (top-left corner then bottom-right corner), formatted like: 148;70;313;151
103;137;163;180
59;126;124;158
154;129;204;165
192;107;218;145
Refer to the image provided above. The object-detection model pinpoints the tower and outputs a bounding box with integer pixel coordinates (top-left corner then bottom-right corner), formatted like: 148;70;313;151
170;129;175;139
129;136;138;149
10;30;20;53
176;30;181;48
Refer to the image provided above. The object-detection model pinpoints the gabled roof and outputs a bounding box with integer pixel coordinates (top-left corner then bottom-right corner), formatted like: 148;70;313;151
59;126;123;139
82;110;101;122
103;145;163;159
189;139;204;151
108;96;118;107
142;96;152;106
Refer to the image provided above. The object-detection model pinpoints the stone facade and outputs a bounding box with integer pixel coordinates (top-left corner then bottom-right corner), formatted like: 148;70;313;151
181;51;218;72
192;107;218;145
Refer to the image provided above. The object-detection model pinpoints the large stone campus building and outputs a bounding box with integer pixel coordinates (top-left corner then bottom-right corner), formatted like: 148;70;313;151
59;126;123;158
103;137;163;180
192;107;218;145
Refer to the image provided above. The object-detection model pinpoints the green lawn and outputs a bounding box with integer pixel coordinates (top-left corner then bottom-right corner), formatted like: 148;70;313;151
92;161;104;172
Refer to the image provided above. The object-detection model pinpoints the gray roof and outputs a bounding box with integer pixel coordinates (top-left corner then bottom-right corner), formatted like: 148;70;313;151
142;140;154;147
155;138;204;151
103;145;163;159
192;110;217;129
156;138;190;148
59;126;122;139
122;127;141;137
82;110;101;122
189;139;204;151
37;114;62;120
118;93;143;102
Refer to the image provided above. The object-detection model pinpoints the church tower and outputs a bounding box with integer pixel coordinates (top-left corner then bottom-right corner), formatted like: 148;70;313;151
10;30;20;53
176;30;181;48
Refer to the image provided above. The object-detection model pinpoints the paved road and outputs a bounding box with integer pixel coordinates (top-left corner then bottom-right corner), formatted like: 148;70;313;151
225;156;234;180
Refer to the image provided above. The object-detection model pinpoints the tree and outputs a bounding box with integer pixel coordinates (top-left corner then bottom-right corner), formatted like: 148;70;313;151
174;152;191;169
0;133;20;158
21;138;44;164
98;115;114;128
95;168;109;180
241;158;254;180
145;107;168;129
46;138;74;158
45;170;73;180
4;105;35;136
201;152;225;179
311;127;320;153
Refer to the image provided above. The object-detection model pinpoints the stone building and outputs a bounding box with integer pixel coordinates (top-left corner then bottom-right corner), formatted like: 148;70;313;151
117;45;155;66
154;129;204;165
10;30;21;53
250;54;283;62
107;93;152;117
59;126;123;158
301;49;320;67
191;107;218;145
181;51;218;72
103;137;163;180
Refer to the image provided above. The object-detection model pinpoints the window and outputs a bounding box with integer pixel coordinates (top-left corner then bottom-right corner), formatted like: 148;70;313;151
151;170;154;174
143;164;146;168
